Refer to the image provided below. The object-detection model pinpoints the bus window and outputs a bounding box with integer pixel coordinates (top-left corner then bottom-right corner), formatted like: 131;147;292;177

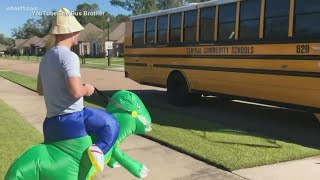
170;12;182;43
133;19;145;45
264;0;290;40
184;10;197;43
157;15;168;44
146;17;156;44
239;0;261;40
294;0;320;39
200;6;215;42
218;3;237;41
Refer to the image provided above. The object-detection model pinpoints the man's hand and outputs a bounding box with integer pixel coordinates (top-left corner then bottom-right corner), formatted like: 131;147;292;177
84;84;95;96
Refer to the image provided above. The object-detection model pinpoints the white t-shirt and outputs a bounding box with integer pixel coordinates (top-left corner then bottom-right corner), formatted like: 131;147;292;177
39;45;83;118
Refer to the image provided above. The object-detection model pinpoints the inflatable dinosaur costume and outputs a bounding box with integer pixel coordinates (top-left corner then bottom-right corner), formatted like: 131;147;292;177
5;90;152;179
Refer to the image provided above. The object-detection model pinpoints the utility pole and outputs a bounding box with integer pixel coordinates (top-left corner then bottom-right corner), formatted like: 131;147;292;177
106;17;111;66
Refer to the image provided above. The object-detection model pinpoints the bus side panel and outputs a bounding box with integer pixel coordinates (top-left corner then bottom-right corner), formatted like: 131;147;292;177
185;69;320;108
125;66;150;83
125;57;166;85
145;64;320;109
125;20;132;47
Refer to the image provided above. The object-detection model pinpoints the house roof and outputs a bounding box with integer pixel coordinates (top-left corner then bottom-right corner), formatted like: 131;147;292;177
14;36;42;49
13;39;28;49
104;22;125;43
78;23;105;42
35;35;50;48
0;43;8;52
20;36;41;47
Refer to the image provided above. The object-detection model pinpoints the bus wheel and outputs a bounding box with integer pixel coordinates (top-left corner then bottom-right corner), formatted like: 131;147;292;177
167;72;192;106
314;113;320;123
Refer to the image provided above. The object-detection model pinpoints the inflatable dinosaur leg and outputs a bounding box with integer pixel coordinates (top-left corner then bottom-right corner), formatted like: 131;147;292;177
112;146;149;178
108;157;121;168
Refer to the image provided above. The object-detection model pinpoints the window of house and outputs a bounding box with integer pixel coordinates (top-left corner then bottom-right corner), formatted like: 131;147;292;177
157;15;168;44
218;3;237;41
294;0;320;39
170;13;182;43
133;19;145;45
264;0;290;39
200;6;215;42
239;0;261;40
146;17;155;44
184;10;197;42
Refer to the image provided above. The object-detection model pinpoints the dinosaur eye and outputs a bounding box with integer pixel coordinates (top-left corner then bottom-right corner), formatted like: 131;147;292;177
137;103;141;109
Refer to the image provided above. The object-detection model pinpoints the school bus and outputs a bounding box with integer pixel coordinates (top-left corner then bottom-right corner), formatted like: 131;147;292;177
124;0;320;120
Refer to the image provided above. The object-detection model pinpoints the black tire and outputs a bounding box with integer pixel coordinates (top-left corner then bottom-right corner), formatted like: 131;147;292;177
167;72;198;106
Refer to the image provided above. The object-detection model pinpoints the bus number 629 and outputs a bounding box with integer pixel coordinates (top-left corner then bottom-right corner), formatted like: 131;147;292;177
296;45;310;54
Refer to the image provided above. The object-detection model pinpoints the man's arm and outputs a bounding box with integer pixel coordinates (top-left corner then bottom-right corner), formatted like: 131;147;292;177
66;77;94;99
37;74;43;96
63;54;94;99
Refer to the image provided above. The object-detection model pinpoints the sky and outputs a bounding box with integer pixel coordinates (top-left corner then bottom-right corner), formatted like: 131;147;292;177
0;0;131;38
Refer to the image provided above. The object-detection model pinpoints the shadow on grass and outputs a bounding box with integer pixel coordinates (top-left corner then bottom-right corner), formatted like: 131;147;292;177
84;89;320;149
190;130;282;149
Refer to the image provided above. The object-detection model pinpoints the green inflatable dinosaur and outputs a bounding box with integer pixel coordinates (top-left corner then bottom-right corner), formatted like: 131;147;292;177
5;90;152;180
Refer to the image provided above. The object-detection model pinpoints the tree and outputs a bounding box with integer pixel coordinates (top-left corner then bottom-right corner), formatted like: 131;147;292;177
75;3;128;30
114;14;128;23
75;3;104;28
111;0;212;15
11;27;27;39
0;34;14;46
22;19;42;37
157;0;184;9
37;14;54;36
11;17;52;39
110;0;158;15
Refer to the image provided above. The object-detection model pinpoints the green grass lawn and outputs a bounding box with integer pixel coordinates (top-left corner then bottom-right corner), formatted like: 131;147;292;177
80;57;124;69
84;57;124;63
0;71;319;171
0;99;43;179
81;63;123;69
1;55;124;69
1;55;42;61
0;71;37;91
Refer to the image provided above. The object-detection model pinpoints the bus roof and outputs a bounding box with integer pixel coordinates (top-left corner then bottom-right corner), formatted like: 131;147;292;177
129;0;238;21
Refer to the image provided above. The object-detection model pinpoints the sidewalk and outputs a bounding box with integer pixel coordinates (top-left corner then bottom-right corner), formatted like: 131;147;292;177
0;77;243;180
233;156;320;180
105;66;124;72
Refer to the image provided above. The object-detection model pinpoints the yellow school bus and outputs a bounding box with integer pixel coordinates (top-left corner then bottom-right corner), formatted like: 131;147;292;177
124;0;320;119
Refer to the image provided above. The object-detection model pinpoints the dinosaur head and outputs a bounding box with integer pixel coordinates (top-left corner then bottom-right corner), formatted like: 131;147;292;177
106;90;152;137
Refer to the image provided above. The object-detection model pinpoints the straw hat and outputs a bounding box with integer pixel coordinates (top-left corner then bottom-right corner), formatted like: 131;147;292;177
50;8;84;35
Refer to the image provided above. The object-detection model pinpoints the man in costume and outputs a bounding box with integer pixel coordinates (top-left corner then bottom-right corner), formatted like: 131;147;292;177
5;8;152;180
37;7;119;171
